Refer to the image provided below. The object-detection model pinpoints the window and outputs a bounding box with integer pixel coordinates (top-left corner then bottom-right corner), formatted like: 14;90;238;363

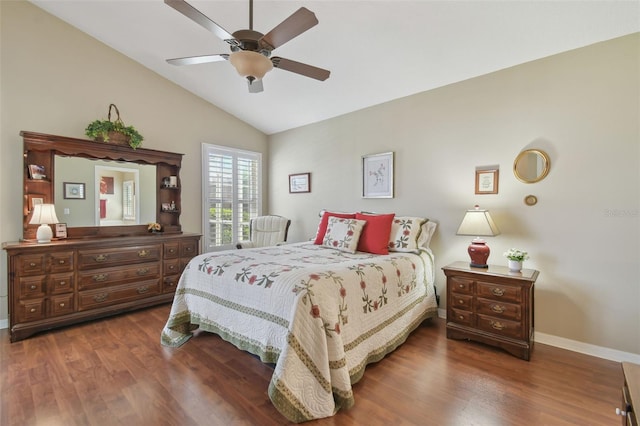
122;180;135;221
202;144;261;252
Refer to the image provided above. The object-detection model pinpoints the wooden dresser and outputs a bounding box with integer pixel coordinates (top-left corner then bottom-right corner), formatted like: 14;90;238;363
443;261;539;360
3;233;200;342
619;362;640;425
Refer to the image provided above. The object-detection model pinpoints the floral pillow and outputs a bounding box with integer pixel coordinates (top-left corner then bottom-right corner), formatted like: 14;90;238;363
313;211;356;244
388;216;427;252
322;217;366;253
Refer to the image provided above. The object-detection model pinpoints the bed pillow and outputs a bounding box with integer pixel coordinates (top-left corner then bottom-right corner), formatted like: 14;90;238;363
313;211;356;244
355;212;395;254
388;216;427;252
322;217;366;253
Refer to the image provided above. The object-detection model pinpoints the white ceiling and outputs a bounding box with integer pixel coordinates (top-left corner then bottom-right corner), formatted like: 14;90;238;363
30;0;640;135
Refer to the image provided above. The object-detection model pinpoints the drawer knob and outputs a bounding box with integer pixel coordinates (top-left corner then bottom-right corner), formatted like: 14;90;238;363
58;260;66;264
93;293;108;303
30;285;37;290
137;286;149;294
93;274;107;282
616;408;628;417
458;284;464;288
94;254;108;262
59;281;66;286
458;315;464;320
490;320;505;330
185;247;193;252
30;308;36;313
138;250;149;258
491;304;505;314
492;288;505;297
59;303;65;307
137;268;149;276
458;299;464;304
29;262;37;267
169;248;176;253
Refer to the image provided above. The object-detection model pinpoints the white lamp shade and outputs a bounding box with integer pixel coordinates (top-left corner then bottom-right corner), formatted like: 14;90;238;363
229;51;273;80
29;204;59;243
456;206;500;237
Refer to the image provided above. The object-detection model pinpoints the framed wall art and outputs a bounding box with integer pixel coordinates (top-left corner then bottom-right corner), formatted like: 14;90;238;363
475;168;499;194
27;194;45;213
289;173;311;193
362;152;394;198
63;182;85;199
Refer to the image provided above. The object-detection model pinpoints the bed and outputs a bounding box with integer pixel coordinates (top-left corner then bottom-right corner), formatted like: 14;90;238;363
161;214;438;422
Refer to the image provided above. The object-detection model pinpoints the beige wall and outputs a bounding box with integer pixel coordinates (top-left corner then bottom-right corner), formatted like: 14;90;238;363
269;34;640;357
0;2;268;321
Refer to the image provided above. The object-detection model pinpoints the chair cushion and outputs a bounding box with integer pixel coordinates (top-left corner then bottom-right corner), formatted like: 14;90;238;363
251;216;290;247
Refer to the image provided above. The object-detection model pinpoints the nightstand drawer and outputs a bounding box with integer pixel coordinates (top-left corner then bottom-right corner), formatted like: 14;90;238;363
477;297;521;321
477;314;523;339
451;293;473;310
450;277;473;294
477;281;521;303
450;308;473;326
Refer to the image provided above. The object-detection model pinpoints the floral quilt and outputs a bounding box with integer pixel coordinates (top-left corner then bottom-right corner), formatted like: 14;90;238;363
161;242;438;422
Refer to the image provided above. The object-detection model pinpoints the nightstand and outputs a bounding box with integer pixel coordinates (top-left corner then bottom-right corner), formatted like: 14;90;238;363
442;261;539;360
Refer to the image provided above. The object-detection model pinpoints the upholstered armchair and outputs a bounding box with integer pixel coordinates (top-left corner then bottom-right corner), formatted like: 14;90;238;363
236;215;291;249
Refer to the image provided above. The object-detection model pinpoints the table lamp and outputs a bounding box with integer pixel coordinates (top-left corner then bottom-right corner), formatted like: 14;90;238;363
456;205;500;268
29;204;59;243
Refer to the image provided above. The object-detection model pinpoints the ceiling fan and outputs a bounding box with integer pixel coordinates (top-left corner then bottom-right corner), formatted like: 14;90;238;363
165;0;330;93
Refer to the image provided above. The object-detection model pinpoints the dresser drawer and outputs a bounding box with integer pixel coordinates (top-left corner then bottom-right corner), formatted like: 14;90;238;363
181;240;198;258
49;273;74;294
17;299;46;322
163;275;180;293
477;297;521;321
164;242;180;259
78;279;161;311
477;281;521;303
164;259;180;276
49;251;74;273
19;276;46;299
449;276;473;294
78;245;161;269
78;262;160;290
49;294;75;317
18;254;46;276
477;313;523;339
450;293;473;310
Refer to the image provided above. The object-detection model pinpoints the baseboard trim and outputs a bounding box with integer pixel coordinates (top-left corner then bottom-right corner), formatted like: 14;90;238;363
437;310;640;363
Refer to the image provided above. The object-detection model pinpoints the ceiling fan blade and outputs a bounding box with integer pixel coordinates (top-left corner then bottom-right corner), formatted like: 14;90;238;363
166;54;229;66
248;79;264;93
260;7;318;50
271;57;330;81
165;0;234;41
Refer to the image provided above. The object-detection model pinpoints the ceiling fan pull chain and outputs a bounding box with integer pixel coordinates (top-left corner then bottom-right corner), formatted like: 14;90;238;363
249;0;253;30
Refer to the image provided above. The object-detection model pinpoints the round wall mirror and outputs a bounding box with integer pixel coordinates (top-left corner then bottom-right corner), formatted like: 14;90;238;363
514;149;551;183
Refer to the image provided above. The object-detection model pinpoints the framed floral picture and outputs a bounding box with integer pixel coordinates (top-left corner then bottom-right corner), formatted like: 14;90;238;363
475;168;499;194
63;182;85;199
362;152;394;198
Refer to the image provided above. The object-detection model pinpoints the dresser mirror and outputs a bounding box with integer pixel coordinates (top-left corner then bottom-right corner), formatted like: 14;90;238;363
513;149;550;183
55;156;156;227
22;131;183;240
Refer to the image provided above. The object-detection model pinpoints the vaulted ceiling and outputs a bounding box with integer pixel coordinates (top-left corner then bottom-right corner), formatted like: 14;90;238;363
30;1;640;135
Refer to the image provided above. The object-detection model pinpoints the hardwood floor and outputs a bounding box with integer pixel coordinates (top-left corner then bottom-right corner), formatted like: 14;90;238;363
1;304;624;426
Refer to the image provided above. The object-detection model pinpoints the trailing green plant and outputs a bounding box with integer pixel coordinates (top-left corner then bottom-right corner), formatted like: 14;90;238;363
85;104;144;149
85;119;144;149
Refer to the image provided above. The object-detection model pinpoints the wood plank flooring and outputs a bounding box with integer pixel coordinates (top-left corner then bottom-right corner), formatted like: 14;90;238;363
1;305;624;425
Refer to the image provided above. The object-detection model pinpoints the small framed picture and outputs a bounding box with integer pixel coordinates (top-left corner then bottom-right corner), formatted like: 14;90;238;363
27;194;45;213
55;223;67;239
28;164;46;180
362;152;394;198
63;182;85;199
475;168;499;194
289;173;310;193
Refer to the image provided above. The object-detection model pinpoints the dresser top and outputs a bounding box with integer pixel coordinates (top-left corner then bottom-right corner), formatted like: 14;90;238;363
443;261;539;282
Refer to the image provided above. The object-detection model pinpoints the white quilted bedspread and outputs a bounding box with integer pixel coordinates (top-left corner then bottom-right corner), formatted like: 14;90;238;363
161;242;438;422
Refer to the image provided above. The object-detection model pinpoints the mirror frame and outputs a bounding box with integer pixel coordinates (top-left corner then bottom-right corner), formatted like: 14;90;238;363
513;149;551;183
22;131;183;240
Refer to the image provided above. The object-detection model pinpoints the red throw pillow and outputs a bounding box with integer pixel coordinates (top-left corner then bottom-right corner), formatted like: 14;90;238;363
314;211;356;244
355;213;395;254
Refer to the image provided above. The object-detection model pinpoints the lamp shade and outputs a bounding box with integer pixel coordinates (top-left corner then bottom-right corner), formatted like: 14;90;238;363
456;205;500;268
29;204;59;243
229;50;273;81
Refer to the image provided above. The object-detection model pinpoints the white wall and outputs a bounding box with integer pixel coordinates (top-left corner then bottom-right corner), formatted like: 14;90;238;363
269;33;640;357
0;2;268;323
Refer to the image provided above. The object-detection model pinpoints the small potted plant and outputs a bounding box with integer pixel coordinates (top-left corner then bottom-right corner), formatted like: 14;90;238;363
504;248;529;272
147;222;162;233
85;104;144;149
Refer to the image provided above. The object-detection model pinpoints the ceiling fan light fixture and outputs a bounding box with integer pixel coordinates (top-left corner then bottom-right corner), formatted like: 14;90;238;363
229;50;273;81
